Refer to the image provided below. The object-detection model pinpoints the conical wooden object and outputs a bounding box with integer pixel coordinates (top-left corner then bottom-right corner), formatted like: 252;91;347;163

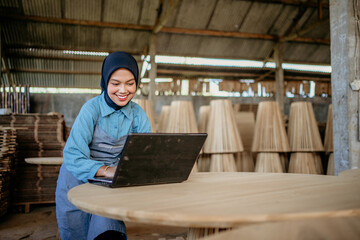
203;99;244;154
164;101;199;172
252;101;290;152
197;154;211;172
234;112;255;151
209;154;237;172
165;101;198;133
288;102;324;152
132;99;156;132
324;104;333;154
233;103;241;112
288;152;323;174
198;105;210;133
327;153;334;175
234;151;254;172
255;153;283;173
157;105;170;133
280;153;289;173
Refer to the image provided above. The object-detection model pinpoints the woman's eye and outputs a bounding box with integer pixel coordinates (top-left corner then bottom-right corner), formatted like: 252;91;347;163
128;83;134;86
112;83;119;86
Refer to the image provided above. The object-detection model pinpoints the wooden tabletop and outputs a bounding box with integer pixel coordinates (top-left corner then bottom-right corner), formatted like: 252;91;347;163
25;157;63;165
68;172;360;228
201;217;360;240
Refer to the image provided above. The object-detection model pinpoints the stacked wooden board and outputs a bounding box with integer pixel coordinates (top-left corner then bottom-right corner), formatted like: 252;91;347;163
0;127;17;217
0;113;66;208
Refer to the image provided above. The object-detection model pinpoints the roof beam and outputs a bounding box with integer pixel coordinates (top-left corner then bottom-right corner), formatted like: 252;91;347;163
1;14;329;44
4;44;143;57
6;69;101;75
237;0;329;8
153;0;182;33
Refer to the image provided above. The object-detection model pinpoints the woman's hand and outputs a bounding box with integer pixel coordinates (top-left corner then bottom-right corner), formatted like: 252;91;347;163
96;165;116;178
104;166;116;178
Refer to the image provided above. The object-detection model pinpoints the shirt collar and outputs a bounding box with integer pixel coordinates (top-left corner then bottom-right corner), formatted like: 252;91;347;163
99;92;132;118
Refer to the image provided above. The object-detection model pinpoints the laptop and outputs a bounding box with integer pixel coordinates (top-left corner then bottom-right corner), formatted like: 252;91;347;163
88;133;207;188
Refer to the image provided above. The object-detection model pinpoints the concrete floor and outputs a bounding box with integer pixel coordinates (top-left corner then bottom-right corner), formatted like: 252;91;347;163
0;204;187;240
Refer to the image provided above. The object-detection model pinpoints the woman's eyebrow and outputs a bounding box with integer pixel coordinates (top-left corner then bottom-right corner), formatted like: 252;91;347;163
109;78;135;82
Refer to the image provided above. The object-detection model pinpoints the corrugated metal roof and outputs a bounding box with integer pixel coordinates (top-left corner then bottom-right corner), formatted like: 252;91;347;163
65;0;102;21
0;0;331;88
22;0;62;18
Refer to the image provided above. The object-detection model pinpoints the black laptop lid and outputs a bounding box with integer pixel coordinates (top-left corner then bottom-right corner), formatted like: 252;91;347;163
111;133;207;187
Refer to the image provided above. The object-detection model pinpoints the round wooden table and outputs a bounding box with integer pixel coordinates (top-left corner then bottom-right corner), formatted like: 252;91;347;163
200;216;360;240
68;172;360;239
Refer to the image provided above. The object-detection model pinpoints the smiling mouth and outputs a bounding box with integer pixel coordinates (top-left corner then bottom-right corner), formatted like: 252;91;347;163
117;95;128;101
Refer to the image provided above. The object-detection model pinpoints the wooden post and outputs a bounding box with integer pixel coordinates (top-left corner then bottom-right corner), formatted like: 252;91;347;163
148;33;157;103
274;43;285;115
330;0;360;174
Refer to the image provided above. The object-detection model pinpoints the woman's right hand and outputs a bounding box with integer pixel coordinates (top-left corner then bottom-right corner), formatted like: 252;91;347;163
104;166;116;178
96;165;116;178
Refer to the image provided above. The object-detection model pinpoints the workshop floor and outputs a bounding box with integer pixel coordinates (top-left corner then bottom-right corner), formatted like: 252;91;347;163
0;204;188;240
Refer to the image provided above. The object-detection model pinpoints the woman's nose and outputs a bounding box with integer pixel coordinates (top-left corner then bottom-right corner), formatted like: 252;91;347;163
117;84;126;93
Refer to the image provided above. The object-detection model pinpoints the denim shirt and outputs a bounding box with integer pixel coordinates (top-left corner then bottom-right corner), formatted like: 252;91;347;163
63;93;151;182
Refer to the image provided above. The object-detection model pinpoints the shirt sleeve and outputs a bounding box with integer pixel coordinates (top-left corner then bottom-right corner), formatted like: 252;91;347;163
62;101;104;182
132;104;152;133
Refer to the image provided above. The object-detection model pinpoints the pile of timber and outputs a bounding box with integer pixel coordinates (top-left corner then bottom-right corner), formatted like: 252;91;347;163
0;127;17;217
0;171;11;217
0;127;17;172
0;113;66;206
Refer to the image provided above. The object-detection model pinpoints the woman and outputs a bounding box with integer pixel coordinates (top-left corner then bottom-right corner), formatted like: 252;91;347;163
55;51;151;240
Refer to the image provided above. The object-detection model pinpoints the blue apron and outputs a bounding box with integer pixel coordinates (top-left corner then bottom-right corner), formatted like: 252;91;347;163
56;116;132;240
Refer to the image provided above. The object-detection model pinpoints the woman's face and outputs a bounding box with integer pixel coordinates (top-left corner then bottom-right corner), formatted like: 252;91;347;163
107;68;137;107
